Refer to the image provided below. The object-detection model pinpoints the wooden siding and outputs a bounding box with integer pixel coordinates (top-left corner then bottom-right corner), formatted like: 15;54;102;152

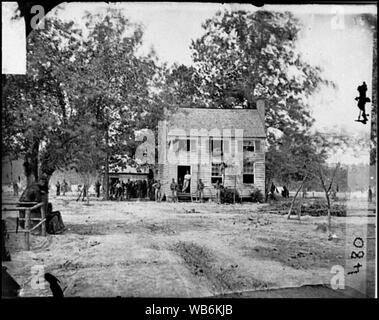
158;119;265;198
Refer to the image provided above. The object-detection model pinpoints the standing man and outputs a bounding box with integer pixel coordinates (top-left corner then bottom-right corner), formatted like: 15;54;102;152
170;178;178;202
182;171;191;193
95;180;101;198
13;180;19;197
270;182;278;200
125;179;131;200
282;185;289;198
76;185;82;202
115;180;122;201
368;186;373;203
62;179;67;196
17;177;22;195
153;180;161;202
142;179;147;199
197;179;205;202
178;178;183;193
82;184;88;201
137;180;142;200
56;181;61;196
214;180;221;204
355;81;370;123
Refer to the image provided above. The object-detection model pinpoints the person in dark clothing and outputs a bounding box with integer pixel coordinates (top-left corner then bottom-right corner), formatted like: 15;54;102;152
368;186;373;203
281;185;289;198
56;181;60;196
148;179;154;200
13;181;19;196
125;179;131;200
83;184;87;200
62;179;68;196
214;180;222;204
95;181;101;198
197;179;205;202
153;180;161;202
137;180;143;199
76;184;87;201
170;178;178;202
45;203;65;234
142;179;147;199
269;182;279;200
115;180;122;200
178;178;183;193
355;81;370;123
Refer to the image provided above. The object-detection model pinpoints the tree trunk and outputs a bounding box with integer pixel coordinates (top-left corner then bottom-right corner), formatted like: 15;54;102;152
104;121;110;200
23;141;40;187
86;184;90;204
325;190;332;235
265;179;271;202
287;176;307;220
297;192;304;220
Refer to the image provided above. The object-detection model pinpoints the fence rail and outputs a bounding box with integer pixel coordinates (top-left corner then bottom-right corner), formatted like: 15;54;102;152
2;201;46;250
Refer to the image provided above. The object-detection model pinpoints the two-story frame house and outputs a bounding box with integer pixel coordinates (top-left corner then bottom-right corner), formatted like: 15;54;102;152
157;100;266;199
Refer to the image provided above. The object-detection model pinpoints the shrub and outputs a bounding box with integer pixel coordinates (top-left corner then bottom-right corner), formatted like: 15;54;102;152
250;189;264;203
221;188;240;203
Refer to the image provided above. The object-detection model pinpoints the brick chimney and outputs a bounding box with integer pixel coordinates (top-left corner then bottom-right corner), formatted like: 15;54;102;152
256;98;265;121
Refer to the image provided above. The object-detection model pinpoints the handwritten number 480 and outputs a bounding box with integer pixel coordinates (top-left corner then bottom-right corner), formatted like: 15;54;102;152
347;237;364;275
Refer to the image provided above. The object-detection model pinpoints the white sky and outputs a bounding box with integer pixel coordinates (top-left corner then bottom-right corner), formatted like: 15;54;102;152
2;2;377;165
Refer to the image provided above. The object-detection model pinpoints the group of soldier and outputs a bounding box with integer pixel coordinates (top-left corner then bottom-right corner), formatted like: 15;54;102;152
109;175;209;203
55;180;69;196
110;179;157;201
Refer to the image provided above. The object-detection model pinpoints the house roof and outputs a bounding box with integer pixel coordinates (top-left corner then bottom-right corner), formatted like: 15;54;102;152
165;107;266;138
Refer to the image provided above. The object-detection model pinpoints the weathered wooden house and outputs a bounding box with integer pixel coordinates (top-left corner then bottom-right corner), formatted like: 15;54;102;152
157;100;266;199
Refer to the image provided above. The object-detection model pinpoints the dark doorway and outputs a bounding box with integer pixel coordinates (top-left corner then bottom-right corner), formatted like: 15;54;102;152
148;169;154;180
177;165;191;193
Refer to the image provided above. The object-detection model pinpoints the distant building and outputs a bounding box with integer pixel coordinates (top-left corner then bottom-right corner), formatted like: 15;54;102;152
157;101;266;199
1;157;25;185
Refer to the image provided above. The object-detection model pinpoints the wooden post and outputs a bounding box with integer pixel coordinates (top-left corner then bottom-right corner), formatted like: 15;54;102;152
25;209;31;250
25;232;30;251
40;204;46;236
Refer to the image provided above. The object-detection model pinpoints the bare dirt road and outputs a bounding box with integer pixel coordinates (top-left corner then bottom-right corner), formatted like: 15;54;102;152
3;196;376;298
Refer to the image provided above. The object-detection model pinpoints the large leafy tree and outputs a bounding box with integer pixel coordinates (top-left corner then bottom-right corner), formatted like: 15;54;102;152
189;10;337;191
2;18;85;186
2;8;164;198
67;8;164;197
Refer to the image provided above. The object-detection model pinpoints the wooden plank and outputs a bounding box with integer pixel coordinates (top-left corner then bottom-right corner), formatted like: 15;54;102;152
25;210;30;230
29;218;46;232
7;230;29;233
2;207;35;211
25;232;30;251
2;203;43;211
24;209;31;250
40;205;46;236
30;203;44;210
1;202;38;206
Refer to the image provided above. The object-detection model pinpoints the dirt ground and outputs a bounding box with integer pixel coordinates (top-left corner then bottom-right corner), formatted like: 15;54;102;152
2;195;376;298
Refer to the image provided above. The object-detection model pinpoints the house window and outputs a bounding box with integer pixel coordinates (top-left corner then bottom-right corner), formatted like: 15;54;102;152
210;138;223;156
243;161;254;184
175;139;190;152
243;139;262;153
243;140;255;152
255;140;261;152
211;163;223;184
190;139;197;152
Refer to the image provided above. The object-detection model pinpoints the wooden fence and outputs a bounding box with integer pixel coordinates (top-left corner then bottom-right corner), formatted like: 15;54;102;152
2;201;46;250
